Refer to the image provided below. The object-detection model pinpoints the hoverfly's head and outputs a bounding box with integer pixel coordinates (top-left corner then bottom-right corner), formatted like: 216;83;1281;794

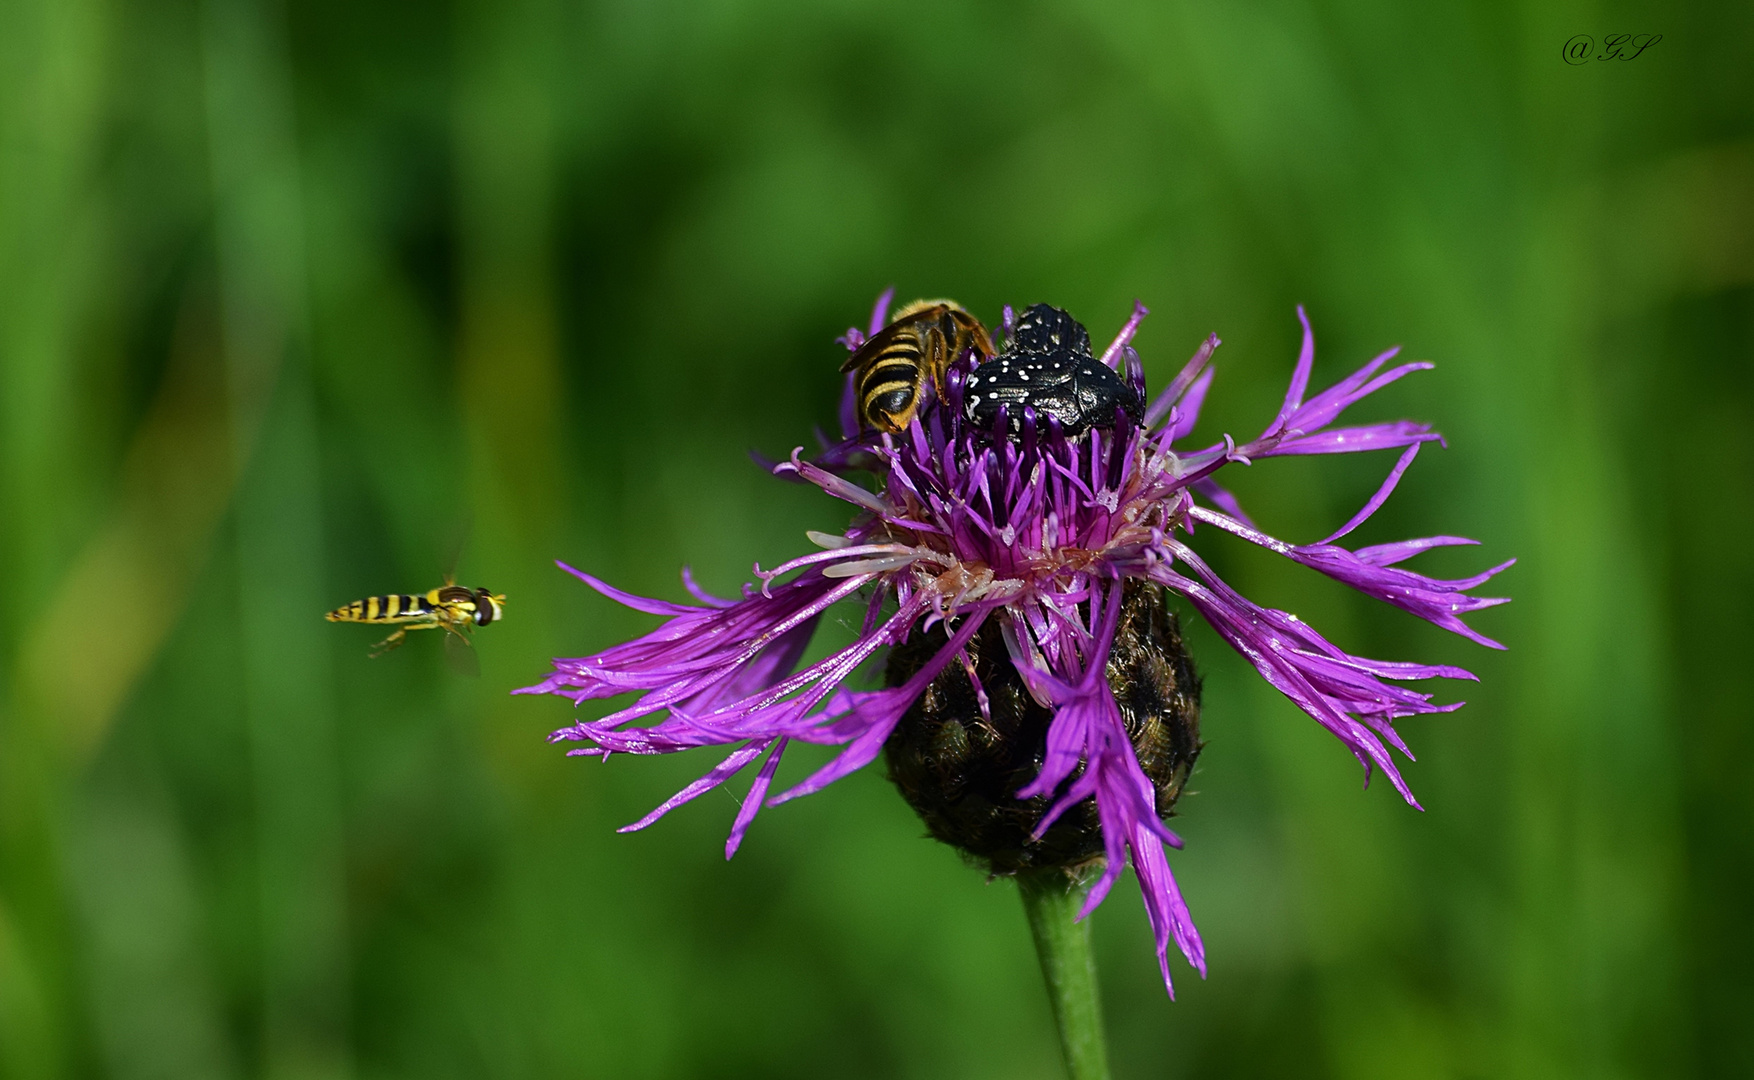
473;588;506;626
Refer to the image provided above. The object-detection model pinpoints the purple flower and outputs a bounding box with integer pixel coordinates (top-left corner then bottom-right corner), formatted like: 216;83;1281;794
518;292;1511;997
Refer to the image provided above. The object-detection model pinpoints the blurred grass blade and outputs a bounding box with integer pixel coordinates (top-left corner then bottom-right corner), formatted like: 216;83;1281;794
202;0;350;1075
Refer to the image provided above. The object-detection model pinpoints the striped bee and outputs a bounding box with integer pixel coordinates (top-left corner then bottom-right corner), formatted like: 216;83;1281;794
841;299;996;433
325;581;506;662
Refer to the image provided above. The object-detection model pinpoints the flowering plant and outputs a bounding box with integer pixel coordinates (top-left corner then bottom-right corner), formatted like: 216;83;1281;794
520;292;1509;1012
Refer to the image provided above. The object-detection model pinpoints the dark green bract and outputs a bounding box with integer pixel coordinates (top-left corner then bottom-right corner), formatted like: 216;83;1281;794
884;581;1202;875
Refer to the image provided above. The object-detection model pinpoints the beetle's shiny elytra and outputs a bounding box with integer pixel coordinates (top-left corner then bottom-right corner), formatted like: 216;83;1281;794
964;304;1144;439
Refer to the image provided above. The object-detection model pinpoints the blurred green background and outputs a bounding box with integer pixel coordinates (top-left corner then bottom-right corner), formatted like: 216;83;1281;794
1;1;1749;1077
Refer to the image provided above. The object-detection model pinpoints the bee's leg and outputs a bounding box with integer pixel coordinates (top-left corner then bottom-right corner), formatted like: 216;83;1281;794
368;628;408;657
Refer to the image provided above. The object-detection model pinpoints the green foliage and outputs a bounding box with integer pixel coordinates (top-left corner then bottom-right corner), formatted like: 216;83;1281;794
2;0;1749;1076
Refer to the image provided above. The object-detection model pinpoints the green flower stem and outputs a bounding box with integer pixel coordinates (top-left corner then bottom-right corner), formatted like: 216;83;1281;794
1017;870;1112;1080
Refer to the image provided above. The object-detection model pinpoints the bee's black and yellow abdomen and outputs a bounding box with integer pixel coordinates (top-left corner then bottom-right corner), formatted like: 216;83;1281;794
843;299;996;435
858;348;925;428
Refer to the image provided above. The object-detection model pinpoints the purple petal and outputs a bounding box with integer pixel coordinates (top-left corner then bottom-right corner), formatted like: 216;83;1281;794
1017;584;1127;802
780;449;892;515
1187;506;1511;648
1144;333;1220;430
838;371;861;440
1190;476;1251;526
557;561;703;617
726;737;788;858
1289;545;1513;648
617;741;771;833
1154;549;1449;807
1265;421;1441;457
770;609;989;805
681;565;736;608
1319;442;1423;544
1167;366;1215;445
683;616;821;714
1272;305;1317;429
1354;535;1479;566
868;287;896;336
1099;299;1149;369
1132;822;1206;992
1277;358;1432;441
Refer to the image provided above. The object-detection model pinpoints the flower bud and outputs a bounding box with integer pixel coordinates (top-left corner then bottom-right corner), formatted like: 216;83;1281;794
884;581;1202;875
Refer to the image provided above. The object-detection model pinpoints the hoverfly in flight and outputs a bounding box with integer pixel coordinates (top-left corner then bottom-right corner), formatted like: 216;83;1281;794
325;578;505;675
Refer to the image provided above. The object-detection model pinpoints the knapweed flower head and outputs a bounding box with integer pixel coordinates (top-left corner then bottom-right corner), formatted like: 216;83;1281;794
519;291;1511;996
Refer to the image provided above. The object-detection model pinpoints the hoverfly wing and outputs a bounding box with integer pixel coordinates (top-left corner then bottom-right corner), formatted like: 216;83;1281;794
439;516;474;588
444;628;481;678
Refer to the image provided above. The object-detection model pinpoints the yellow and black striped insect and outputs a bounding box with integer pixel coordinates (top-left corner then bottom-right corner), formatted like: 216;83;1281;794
325;581;506;663
841;299;996;433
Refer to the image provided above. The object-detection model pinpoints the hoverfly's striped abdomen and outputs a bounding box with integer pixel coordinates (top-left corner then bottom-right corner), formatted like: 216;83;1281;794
326;581;505;658
326;594;436;623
